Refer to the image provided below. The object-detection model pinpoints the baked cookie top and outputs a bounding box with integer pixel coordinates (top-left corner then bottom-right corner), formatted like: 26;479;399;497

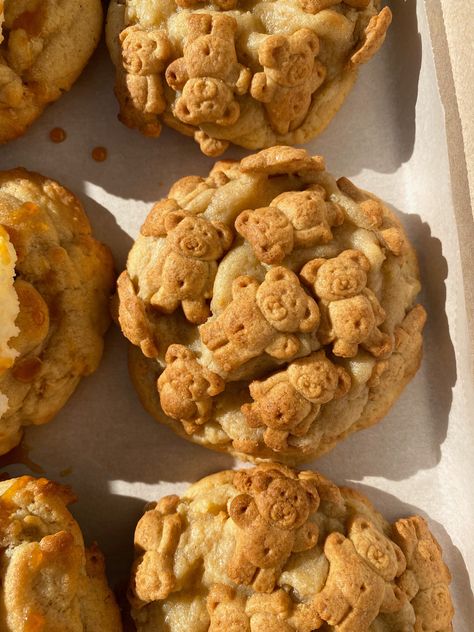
0;0;103;142
106;0;391;155
0;169;115;455
117;146;425;464
0;225;19;418
129;464;454;631
0;475;122;631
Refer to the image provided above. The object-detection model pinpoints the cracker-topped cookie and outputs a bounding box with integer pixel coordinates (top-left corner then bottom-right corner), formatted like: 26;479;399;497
116;147;425;464
0;0;102;143
0;169;115;455
128;464;454;631
106;0;391;155
0;476;122;630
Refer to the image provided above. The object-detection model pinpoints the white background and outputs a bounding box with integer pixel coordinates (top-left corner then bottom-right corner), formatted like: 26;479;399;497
1;1;473;627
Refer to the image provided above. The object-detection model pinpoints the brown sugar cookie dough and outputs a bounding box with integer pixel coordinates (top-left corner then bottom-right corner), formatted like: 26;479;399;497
0;0;103;143
116;147;426;464
128;464;454;631
0;475;123;631
106;0;391;155
0;169;115;455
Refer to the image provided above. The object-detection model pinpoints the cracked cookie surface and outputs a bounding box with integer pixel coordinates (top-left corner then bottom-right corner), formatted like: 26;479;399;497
0;169;114;455
0;475;122;631
116;146;425;464
128;464;454;632
106;0;391;155
0;0;102;142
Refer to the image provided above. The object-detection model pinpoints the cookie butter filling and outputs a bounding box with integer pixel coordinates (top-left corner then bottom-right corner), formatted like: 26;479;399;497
0;225;19;417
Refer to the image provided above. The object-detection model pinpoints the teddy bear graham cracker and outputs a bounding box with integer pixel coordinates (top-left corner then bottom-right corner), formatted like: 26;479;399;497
128;464;454;631
107;0;391;155
116;146;426;464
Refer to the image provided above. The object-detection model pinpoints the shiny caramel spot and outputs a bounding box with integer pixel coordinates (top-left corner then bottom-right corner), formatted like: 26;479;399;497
0;444;45;475
12;357;42;383
0;476;29;507
49;127;66;143
25;611;46;632
12;6;46;37
92;146;108;162
0;357;14;372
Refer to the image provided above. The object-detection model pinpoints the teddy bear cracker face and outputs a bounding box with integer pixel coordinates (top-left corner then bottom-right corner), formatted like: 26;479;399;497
350;518;405;581
262;31;319;88
288;360;338;403
314;250;370;301
254;477;315;530
165;212;232;261
121;26;171;75
235;207;293;263
176;78;239;126
256;268;319;333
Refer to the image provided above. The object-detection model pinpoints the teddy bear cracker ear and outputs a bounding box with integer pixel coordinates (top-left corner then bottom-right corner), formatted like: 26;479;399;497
165;344;193;364
212;222;234;251
229;494;258;528
299;478;320;513
264;266;295;284
334;365;351;398
259;35;290;68
343;249;370;272
294;28;320;56
231;275;259;297
300;258;327;285
216;101;240;127
234;210;251;231
164;210;189;233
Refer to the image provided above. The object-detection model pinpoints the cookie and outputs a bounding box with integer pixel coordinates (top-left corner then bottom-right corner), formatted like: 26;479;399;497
0;169;115;455
0;475;122;631
0;225;19;419
117;147;425;464
0;0;103;143
106;0;391;155
129;464;454;631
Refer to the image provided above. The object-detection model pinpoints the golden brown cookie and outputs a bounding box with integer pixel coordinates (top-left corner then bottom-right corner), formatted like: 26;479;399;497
0;169;115;455
0;475;123;631
0;0;103;143
116;147;425;464
128;464;454;631
106;0;391;155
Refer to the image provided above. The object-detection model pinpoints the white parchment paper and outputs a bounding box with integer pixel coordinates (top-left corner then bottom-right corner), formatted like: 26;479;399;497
1;1;473;628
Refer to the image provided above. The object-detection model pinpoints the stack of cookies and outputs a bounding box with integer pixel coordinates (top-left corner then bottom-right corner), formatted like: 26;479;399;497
0;0;457;630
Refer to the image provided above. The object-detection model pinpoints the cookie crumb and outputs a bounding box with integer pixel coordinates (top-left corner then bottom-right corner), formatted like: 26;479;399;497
92;147;108;162
49;127;66;143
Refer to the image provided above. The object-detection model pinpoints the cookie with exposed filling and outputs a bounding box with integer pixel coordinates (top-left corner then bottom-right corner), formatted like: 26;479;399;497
0;475;122;631
128;464;454;632
106;0;391;155
0;169;114;455
0;0;102;143
116;146;425;464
